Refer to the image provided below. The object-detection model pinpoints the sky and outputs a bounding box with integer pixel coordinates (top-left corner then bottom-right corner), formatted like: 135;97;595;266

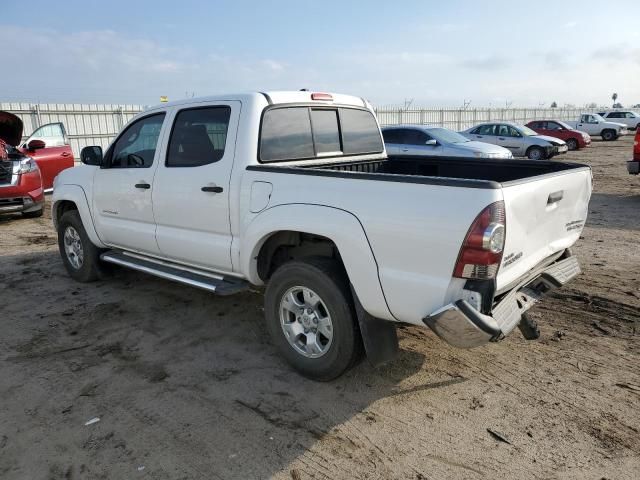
1;0;640;108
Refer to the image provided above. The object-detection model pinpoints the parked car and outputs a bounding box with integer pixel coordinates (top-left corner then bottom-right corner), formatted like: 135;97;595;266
0;111;45;217
381;125;513;159
597;111;640;130
460;122;568;160
565;113;629;141
52;91;591;380
628;127;640;175
525;120;591;151
18;121;75;190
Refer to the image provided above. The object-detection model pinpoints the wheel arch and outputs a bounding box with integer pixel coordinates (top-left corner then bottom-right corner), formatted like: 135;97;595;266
241;204;395;321
52;184;106;248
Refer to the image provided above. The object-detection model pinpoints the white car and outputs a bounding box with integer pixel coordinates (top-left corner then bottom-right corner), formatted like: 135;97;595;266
565;113;629;140
597;111;640;130
382;125;513;159
52;91;592;380
460;122;568;160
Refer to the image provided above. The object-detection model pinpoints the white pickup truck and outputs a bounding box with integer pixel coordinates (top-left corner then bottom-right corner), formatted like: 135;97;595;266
52;91;592;380
565;113;629;141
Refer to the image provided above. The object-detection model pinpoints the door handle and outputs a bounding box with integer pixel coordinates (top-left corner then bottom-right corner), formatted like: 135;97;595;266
135;183;151;189
547;191;564;204
201;186;223;193
401;148;409;152
498;137;506;140
476;136;483;138
61;152;71;157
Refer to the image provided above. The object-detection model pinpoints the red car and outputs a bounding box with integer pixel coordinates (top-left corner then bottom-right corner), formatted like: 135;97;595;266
0;112;74;218
628;128;640;175
525;120;591;151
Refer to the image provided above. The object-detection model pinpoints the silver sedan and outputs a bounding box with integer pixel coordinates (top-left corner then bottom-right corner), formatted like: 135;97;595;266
382;125;513;159
460;122;568;160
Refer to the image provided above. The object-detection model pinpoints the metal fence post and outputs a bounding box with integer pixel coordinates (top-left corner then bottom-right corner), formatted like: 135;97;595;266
34;104;41;128
439;109;444;128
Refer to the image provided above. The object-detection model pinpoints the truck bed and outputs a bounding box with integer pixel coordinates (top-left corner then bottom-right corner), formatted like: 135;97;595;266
249;156;589;189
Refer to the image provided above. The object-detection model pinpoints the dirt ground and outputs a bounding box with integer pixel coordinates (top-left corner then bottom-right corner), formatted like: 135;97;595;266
1;136;639;480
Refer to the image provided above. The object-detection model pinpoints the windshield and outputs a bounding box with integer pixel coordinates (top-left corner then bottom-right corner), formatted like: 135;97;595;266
593;114;606;122
519;125;538;136
556;121;572;130
426;128;469;144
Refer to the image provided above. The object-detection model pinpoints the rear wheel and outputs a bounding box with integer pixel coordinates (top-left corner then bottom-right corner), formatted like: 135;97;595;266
58;210;103;282
565;138;579;151
264;257;362;381
527;146;545;160
601;129;617;141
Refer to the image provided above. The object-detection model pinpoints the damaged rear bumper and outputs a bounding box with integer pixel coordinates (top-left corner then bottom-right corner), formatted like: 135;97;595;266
423;255;581;348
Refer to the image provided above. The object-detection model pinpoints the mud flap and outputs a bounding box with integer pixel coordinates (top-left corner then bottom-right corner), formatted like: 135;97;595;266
351;286;399;367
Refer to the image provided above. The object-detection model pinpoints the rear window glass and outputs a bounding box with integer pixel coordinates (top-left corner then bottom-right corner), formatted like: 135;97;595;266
340;108;383;155
259;106;382;162
260;108;314;162
310;109;341;154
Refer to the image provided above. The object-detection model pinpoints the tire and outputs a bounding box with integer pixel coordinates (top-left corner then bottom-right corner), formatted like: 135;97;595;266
601;129;617;141
527;146;545;160
565;138;579;151
22;207;43;218
57;210;103;282
264;257;362;381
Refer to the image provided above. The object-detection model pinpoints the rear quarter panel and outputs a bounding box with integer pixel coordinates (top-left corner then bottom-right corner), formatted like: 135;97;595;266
239;168;502;324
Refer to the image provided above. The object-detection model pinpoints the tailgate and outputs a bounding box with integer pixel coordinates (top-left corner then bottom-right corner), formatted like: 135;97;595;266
497;167;592;292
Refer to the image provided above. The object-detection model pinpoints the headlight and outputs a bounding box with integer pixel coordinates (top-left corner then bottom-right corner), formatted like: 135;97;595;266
12;157;39;174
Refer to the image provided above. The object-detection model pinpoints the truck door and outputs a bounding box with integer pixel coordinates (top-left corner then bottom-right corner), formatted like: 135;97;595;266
20;122;74;190
152;101;240;272
92;112;166;254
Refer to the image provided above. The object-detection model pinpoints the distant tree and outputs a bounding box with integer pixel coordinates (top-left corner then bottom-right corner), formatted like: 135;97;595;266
586;102;598;108
633;103;640;108
613;102;623;108
612;92;618;107
550;101;558;108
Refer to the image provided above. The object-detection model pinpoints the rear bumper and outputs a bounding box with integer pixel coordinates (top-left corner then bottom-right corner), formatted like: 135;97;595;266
423;255;581;348
627;160;639;175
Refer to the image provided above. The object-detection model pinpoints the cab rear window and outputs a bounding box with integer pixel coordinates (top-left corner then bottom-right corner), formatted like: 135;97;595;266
259;106;383;162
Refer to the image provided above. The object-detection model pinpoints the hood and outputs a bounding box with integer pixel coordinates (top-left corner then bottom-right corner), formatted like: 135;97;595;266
456;140;512;155
605;121;627;129
0;111;24;147
535;135;566;146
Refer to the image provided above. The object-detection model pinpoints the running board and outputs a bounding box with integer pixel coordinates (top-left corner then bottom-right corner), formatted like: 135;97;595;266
100;251;249;296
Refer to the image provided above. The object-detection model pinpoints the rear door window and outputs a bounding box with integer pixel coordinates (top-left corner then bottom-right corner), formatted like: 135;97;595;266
166;106;231;167
382;129;402;144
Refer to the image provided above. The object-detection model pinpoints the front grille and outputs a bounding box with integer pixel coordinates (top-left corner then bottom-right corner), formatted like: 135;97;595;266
0;160;12;185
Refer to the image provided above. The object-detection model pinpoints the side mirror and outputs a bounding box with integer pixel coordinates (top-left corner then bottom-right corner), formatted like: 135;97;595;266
81;146;103;166
425;139;438;146
27;139;46;150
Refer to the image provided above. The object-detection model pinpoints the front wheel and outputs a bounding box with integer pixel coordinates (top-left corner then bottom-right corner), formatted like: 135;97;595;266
601;129;617;141
527;146;545;160
565;138;579;151
264;257;362;381
57;210;103;282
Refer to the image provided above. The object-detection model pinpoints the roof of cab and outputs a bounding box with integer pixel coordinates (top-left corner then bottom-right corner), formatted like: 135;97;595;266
146;91;369;111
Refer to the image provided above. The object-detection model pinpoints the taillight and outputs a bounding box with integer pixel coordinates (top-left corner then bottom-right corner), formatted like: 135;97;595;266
453;201;506;280
634;131;640;161
311;92;333;101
